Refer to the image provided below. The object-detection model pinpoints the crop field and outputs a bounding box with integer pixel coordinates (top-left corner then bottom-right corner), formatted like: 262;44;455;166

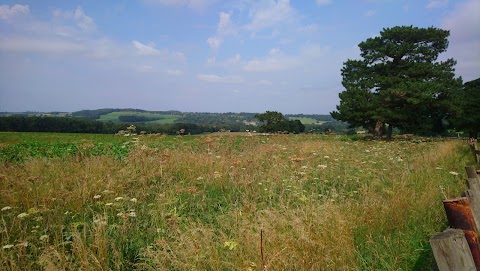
0;132;472;270
98;112;179;124
288;117;326;125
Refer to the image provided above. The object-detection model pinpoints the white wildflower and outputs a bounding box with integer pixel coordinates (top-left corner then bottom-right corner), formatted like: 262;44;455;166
128;212;136;217
105;202;113;206
114;197;124;201
17;241;28;247
317;164;327;169
39;235;48;241
1;206;12;211
449;171;459;176
93;194;102;199
130;198;137;203
17;213;28;219
2;244;14;249
323;156;330;159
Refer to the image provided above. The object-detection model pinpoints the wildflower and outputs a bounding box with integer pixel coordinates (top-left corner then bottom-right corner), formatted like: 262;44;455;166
105;202;113;206
2;244;14;249
130;198;137;203
1;206;12;211
114;197;124;201
17;241;28;247
102;190;112;194
196;176;204;181
449;171;459;176
128;212;136;217
317;164;327;169
397;158;403;162
39;235;48;241
301;166;308;169
93;194;102;199
324;156;330;159
17;213;28;219
64;211;71;215
436;167;443;170
116;212;124;217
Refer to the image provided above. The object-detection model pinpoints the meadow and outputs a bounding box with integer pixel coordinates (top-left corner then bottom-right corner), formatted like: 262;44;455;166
0;132;472;270
98;112;179;124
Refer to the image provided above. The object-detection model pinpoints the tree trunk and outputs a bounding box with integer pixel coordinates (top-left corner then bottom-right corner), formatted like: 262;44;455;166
386;124;393;140
374;121;383;138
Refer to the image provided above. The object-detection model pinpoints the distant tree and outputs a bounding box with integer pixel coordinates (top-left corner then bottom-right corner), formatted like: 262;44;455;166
331;26;462;139
449;78;480;139
255;111;305;133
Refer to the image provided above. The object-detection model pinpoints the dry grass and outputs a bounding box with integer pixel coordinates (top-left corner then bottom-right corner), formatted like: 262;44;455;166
0;133;471;270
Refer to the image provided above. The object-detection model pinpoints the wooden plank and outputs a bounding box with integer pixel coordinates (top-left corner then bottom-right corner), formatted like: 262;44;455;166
430;229;476;271
466;190;480;235
466;166;480;179
443;197;480;270
467;178;480;195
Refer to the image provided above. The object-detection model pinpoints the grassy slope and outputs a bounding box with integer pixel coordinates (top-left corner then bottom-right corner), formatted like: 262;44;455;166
0;133;472;270
288;117;327;125
97;111;179;124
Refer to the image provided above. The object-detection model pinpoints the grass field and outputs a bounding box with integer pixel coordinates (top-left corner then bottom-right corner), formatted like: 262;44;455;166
0;132;472;270
98;112;179;124
288;117;327;125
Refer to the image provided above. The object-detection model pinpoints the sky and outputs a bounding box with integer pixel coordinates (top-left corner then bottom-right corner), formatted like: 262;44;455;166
0;0;479;114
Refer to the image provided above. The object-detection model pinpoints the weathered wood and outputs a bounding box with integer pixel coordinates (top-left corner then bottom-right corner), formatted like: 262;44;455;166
430;229;476;271
443;197;480;270
470;144;480;164
466;190;480;237
467;178;480;195
466;166;480;179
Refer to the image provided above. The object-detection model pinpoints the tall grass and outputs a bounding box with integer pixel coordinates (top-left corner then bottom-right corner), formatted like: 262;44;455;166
0;133;471;270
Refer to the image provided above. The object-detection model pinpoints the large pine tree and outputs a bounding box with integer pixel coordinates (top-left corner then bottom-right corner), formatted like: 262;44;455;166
331;26;462;139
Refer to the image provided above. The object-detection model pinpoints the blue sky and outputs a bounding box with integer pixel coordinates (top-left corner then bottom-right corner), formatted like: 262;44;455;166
0;0;478;114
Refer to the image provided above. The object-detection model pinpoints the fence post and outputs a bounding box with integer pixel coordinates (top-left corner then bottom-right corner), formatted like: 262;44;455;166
443;197;480;270
469;142;480;164
466;190;480;234
430;229;476;271
466;166;480;179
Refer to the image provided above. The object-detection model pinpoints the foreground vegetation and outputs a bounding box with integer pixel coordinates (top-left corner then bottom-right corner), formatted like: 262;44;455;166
0;132;471;270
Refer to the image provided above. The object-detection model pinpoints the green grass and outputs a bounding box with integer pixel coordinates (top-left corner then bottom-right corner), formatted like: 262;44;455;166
288;117;327;125
0;132;473;270
97;112;179;124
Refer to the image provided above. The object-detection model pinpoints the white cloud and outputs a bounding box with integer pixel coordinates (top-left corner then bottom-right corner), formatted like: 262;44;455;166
365;10;376;17
426;0;448;9
245;0;295;34
0;36;86;53
166;69;183;76
144;0;216;10
0;4;29;21
316;0;332;6
74;7;96;32
243;45;329;73
197;74;244;83
217;12;236;35
441;0;480;81
132;40;161;56
206;36;222;49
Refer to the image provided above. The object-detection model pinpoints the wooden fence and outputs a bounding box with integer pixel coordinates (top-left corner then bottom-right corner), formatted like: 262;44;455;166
470;139;480;164
430;160;480;270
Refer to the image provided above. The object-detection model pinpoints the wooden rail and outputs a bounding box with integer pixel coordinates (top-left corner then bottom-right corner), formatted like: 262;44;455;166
430;165;480;270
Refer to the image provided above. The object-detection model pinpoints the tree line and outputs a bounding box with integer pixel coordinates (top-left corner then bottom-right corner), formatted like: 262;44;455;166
0;116;217;135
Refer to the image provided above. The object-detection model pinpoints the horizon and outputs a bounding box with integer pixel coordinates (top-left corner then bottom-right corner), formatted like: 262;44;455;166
0;107;334;116
1;0;479;114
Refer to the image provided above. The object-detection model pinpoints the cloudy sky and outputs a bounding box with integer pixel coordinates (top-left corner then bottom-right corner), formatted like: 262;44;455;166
0;0;478;114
